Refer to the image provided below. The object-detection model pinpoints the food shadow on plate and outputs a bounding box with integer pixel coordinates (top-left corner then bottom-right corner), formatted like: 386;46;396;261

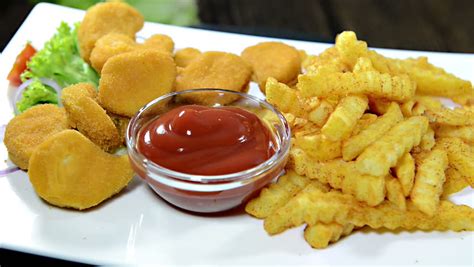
6;173;143;215
144;184;246;218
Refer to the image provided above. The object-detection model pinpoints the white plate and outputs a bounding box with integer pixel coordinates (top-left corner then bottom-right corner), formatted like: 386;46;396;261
0;3;473;266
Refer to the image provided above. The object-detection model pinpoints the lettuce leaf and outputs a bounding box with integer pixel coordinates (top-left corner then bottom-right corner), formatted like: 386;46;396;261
16;79;58;113
21;22;99;88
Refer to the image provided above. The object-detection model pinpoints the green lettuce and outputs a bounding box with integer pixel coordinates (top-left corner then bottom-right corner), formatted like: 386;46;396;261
16;79;58;113
21;22;99;88
17;22;99;113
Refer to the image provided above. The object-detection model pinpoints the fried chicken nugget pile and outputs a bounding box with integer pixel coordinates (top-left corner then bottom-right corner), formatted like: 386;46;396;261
4;104;69;169
28;130;134;210
246;31;474;249
90;33;175;73
78;2;144;63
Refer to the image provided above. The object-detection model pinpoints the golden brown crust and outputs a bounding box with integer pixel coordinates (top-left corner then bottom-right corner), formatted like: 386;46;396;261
78;2;144;63
4;104;69;169
241;42;301;93
99;49;176;117
175;51;252;105
61;83;122;151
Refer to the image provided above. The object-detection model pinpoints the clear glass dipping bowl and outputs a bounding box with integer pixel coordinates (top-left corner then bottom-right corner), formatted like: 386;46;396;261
126;89;291;213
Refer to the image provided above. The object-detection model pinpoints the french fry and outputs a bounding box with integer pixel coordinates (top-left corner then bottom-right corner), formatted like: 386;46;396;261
266;77;306;118
442;168;469;198
436;137;474;187
393;152;415;197
435;125;474;144
305;47;348;72
298;67;416;102
341;168;386;206
295;133;342;161
404;57;472;97
350;113;378;136
283;112;309;130
368;51;472;98
245;170;314;219
356;116;429;176
304;223;354;249
414;126;436;152
321;95;368;141
353;57;375;73
307;100;335;127
425;106;474;126
335;31;368;69
410;149;448;216
290;148;346;189
385;175;406;211
343;102;403;160
264;189;474;235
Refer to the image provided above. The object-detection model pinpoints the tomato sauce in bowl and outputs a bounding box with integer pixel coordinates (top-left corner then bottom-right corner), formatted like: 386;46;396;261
127;89;290;213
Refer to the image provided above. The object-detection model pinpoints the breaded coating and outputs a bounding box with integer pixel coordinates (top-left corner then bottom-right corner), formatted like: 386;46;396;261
141;34;174;54
28;130;134;210
4;104;69;169
241;42;301;93
99;49;176;117
78;2;144;63
175;51;252;105
90;33;175;73
61;83;122;151
174;47;201;68
90;33;136;73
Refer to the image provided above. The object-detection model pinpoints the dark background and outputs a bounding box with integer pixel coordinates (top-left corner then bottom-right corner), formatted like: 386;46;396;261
1;0;473;52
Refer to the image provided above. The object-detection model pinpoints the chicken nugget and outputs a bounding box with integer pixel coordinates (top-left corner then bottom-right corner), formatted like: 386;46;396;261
175;51;252;105
241;42;301;93
141;34;174;54
78;2;144;63
61;83;122;151
174;47;201;68
4;104;69;169
99;49;176;117
90;33;137;73
28;130;134;210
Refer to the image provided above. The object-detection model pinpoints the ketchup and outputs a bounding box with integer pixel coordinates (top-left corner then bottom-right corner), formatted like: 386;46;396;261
137;105;275;175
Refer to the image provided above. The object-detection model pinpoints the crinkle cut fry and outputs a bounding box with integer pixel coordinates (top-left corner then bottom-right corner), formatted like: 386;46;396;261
264;189;474;235
356;116;429;176
297;67;415;102
321;95;368;141
290;148;345;189
425;107;474;126
304;222;354;249
291;148;386;206
342;102;403;161
266;77;306;118
245;170;315;219
410;149;448;216
436;137;474;187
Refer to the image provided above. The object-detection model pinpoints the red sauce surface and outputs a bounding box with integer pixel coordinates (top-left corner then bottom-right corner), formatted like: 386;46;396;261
137;105;275;175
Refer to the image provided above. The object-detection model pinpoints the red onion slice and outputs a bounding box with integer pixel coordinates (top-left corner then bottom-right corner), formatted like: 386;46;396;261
0;167;20;176
14;78;62;114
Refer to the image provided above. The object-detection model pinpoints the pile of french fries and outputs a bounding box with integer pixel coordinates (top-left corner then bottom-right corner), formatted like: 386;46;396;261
246;31;474;249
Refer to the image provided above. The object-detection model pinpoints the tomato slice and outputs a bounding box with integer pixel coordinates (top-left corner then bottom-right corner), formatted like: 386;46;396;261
7;43;37;86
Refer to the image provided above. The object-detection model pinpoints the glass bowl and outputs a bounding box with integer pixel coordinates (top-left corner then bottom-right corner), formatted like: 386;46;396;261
126;89;291;213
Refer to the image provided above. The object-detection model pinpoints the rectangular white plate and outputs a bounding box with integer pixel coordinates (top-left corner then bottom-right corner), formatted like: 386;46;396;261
0;3;473;266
